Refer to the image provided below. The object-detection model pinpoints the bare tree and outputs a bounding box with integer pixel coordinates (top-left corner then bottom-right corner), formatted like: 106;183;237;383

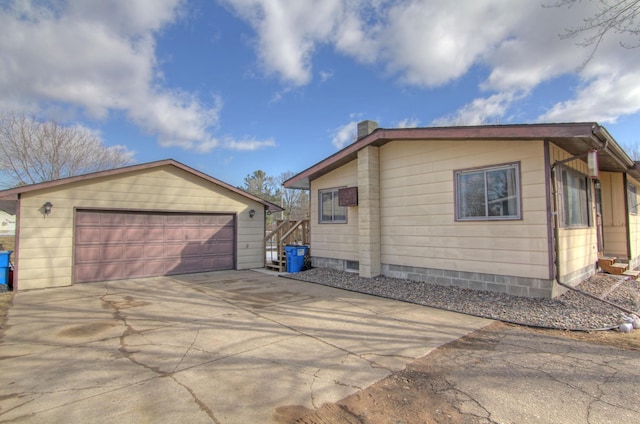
551;0;640;69
0;113;134;188
278;171;309;221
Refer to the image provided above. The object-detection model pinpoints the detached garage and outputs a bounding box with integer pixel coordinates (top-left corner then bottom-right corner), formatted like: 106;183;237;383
0;159;282;291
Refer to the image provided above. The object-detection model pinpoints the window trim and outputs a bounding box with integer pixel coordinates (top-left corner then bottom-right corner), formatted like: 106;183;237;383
454;162;522;222
318;187;348;224
628;183;638;216
559;166;592;229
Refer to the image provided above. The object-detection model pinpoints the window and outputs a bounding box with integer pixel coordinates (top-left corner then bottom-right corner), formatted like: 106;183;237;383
319;188;347;223
560;167;591;227
455;163;521;221
628;184;638;215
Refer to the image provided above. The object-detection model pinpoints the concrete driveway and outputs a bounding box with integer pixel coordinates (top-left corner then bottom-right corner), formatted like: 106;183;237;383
0;270;489;423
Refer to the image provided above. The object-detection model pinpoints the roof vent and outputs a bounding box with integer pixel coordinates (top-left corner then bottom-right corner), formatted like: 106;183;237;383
357;120;378;139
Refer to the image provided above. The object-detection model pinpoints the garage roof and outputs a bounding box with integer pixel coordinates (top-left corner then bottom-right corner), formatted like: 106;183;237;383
0;159;284;212
284;122;640;190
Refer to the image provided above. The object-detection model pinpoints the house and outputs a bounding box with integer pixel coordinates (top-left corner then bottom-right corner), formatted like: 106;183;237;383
0;159;282;291
284;121;640;298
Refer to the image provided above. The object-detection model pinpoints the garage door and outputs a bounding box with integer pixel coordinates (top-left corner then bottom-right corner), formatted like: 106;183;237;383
74;210;235;283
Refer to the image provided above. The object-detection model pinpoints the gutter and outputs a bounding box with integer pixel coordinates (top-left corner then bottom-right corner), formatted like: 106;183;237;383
549;126;639;314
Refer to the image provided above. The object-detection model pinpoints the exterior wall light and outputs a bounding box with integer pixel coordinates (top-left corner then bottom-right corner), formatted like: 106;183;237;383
249;209;256;218
43;202;53;216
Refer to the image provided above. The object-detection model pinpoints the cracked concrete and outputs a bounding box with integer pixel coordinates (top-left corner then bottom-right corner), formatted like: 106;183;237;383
410;323;640;423
0;270;489;423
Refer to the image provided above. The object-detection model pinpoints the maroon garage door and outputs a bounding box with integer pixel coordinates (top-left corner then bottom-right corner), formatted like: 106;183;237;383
74;210;235;283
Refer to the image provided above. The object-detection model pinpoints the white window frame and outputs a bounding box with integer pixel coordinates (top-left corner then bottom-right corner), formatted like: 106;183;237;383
319;188;347;224
454;162;522;221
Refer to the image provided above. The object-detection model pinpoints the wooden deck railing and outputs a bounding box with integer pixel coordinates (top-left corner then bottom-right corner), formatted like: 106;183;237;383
264;220;309;272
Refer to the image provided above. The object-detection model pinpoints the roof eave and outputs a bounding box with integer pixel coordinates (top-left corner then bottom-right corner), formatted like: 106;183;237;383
0;159;284;212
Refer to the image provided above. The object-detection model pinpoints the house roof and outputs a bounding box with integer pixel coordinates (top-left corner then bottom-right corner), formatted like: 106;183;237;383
284;122;640;190
0;200;16;215
0;159;284;212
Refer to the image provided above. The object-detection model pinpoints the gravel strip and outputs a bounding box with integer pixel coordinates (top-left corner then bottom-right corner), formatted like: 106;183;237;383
284;268;640;331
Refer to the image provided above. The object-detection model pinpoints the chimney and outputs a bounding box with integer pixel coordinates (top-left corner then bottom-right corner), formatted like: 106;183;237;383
357;120;378;139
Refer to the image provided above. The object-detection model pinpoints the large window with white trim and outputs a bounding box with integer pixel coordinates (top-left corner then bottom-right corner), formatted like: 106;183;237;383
319;188;347;223
560;167;591;227
455;163;521;221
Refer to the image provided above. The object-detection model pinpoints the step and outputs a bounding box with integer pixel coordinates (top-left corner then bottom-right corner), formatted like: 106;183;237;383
604;262;628;275
598;256;617;267
622;269;640;279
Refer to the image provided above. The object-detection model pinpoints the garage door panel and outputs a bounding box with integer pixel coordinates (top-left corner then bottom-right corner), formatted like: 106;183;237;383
76;246;101;263
123;261;147;278
165;228;184;241
76;227;101;244
184;228;202;241
144;244;164;259
145;260;166;275
77;212;101;225
124;245;144;259
75;211;236;283
101;263;123;280
214;228;234;239
102;214;124;226
124;214;147;226
147;215;165;226
217;256;234;268
101;228;124;243
75;264;101;282
164;243;186;258
145;228;165;242
202;241;233;254
103;246;124;260
125;228;145;242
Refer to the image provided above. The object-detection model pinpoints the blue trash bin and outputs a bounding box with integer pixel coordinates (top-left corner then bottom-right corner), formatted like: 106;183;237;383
0;251;12;287
285;245;308;273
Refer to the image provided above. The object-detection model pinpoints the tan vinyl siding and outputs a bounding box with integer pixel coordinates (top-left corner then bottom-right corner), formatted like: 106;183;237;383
379;139;550;279
17;165;264;290
549;144;598;279
628;176;640;265
599;172;628;257
310;160;358;262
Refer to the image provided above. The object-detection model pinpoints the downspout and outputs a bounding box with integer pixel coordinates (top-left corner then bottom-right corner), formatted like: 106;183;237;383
550;130;638;314
551;127;609;290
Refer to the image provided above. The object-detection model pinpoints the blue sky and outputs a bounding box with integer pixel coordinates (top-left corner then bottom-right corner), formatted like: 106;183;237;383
2;0;640;188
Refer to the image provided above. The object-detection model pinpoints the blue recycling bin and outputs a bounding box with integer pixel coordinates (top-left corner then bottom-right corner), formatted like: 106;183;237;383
0;251;12;287
285;245;308;273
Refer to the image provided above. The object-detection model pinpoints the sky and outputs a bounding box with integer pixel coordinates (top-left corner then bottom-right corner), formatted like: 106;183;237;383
1;0;640;188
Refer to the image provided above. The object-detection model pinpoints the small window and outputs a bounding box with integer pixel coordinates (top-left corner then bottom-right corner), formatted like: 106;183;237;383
560;167;591;227
319;188;347;223
455;163;521;221
628;184;638;215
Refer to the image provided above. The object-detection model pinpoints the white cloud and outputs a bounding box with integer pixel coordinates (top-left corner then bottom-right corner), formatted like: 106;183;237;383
223;137;277;151
222;0;640;130
331;120;358;149
538;72;640;123
222;0;346;86
432;92;523;126
395;117;420;128
0;0;225;152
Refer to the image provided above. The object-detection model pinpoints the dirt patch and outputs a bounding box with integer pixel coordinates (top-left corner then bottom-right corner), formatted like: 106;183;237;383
275;321;640;424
